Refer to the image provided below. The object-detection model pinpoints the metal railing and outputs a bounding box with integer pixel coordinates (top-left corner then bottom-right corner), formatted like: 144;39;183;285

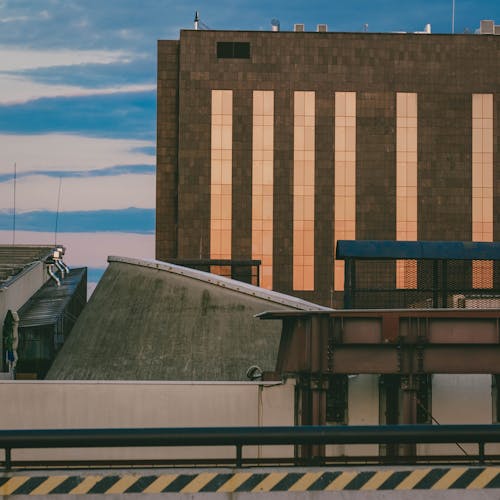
2;424;500;470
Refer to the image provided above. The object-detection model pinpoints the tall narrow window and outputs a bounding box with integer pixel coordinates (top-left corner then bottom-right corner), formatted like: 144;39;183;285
472;94;493;289
396;93;418;289
293;91;315;291
334;92;356;292
211;90;233;265
252;91;274;290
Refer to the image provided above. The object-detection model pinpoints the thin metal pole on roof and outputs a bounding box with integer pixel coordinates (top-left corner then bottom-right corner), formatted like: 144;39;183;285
12;162;16;246
452;0;455;34
54;177;62;246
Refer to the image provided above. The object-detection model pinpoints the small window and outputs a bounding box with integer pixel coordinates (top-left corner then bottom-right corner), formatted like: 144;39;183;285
217;42;250;59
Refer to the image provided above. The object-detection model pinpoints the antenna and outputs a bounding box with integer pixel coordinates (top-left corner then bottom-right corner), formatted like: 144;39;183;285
193;11;210;30
12;162;16;246
54;177;62;246
452;0;455;34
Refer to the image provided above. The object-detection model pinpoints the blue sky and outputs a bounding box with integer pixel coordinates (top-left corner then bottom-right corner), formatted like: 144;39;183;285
0;0;498;290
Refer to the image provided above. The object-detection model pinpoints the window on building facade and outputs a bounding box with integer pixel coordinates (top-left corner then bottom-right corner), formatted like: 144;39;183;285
210;90;233;271
252;91;274;290
334;92;356;292
217;42;251;59
396;93;418;289
293;91;315;291
472;93;493;289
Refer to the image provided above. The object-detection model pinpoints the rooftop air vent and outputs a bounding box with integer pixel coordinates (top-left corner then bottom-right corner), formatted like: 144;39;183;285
294;23;305;32
317;24;328;32
480;19;495;34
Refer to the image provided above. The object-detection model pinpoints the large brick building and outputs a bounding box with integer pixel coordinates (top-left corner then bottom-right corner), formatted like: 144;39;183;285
157;25;500;307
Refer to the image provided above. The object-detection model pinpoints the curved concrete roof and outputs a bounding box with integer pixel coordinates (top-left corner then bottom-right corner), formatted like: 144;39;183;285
47;256;330;381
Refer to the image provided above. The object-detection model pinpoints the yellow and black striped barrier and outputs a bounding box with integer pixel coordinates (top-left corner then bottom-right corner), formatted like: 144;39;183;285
1;468;500;495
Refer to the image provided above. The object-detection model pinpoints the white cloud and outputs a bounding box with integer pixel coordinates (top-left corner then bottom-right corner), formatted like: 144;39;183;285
0;74;155;104
0;134;154;173
0;15;30;23
0;47;134;71
0;174;156;212
0;173;155;212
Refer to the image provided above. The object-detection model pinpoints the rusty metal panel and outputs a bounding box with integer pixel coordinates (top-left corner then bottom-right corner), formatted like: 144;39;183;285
276;318;308;373
423;346;500;373
428;318;499;344
382;315;400;343
332;347;399;373
342;318;383;343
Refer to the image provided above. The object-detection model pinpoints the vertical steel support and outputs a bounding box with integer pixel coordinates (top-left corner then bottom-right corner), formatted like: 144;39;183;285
5;447;11;471
344;258;355;309
236;444;243;467
478;442;485;464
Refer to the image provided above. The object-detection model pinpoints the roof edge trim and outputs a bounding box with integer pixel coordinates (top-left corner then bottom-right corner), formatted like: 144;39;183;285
108;256;332;312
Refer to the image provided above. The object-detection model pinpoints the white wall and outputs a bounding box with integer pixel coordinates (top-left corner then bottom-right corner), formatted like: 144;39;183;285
418;374;494;456
0;380;295;462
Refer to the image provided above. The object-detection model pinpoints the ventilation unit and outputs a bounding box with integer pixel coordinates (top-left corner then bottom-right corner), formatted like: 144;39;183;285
317;24;328;32
294;23;305;32
480;20;495;34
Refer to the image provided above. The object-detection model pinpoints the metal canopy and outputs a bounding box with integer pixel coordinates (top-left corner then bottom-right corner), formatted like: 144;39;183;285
335;240;500;260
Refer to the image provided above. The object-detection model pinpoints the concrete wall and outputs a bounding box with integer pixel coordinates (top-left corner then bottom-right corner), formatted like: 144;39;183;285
1;375;496;463
0;262;47;328
418;374;498;456
0;380;295;462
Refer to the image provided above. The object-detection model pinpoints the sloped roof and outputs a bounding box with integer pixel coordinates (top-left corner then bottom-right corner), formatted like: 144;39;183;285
47;256;330;381
18;268;87;328
0;245;53;288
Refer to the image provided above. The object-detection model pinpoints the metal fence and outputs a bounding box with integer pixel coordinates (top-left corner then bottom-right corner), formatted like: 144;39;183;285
344;258;500;309
2;425;500;470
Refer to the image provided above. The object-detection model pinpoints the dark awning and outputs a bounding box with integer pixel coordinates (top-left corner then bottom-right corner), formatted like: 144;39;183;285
335;240;500;261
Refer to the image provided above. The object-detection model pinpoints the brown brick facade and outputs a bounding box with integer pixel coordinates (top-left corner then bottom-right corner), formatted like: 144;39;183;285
157;31;500;307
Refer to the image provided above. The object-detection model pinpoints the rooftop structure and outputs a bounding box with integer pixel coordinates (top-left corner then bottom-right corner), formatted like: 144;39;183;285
16;267;87;379
0;245;53;288
47;256;329;381
1;245;84;379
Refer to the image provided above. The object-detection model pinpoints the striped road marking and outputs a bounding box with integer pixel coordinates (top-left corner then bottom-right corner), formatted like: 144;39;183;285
1;467;500;494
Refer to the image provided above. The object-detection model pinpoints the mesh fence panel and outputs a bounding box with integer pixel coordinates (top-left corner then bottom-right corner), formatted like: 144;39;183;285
348;259;500;309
